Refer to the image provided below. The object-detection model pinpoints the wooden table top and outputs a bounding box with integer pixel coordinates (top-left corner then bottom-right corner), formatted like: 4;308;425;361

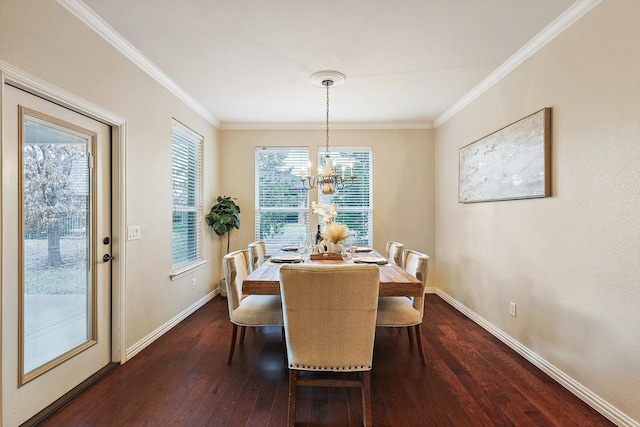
243;251;422;297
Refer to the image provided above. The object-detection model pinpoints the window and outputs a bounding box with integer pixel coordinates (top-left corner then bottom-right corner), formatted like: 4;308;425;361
318;148;373;247
255;148;309;254
171;120;204;277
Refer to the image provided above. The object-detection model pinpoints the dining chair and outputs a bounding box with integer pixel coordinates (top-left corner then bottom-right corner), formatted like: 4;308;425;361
279;264;380;427
376;249;430;365
248;240;267;272
385;240;405;267
223;249;283;364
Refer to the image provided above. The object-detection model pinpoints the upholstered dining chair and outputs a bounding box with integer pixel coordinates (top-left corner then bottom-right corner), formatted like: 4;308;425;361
376;249;430;365
279;264;380;427
248;240;267;272
385;241;405;267
223;249;283;364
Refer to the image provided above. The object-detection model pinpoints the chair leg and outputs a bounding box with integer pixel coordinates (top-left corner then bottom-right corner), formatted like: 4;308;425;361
362;371;372;427
287;370;298;427
239;325;247;343
227;324;238;364
414;324;426;365
281;326;288;367
406;326;414;343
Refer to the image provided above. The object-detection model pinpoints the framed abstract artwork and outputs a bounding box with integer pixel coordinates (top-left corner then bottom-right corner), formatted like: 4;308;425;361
458;108;551;203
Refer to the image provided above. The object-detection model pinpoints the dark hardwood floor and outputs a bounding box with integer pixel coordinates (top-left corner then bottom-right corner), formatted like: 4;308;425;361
38;295;614;426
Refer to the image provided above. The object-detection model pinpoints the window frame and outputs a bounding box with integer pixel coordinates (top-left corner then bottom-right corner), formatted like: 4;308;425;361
170;119;205;279
318;146;373;247
255;147;310;254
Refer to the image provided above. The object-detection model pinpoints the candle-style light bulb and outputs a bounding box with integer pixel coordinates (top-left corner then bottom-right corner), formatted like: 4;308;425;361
323;155;332;177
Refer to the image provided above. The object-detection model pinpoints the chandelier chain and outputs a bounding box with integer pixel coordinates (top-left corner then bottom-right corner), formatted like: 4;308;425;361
325;80;330;154
300;72;355;195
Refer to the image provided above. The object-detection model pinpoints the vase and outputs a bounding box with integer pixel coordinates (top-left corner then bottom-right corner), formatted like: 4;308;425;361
316;239;343;254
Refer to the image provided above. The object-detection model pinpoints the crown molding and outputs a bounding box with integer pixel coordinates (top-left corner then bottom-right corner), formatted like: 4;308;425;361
57;0;599;131
220;121;434;131
1;60;126;126
57;0;220;128
434;0;602;128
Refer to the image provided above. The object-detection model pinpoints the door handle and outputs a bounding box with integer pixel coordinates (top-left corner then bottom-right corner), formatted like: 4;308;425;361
103;254;115;262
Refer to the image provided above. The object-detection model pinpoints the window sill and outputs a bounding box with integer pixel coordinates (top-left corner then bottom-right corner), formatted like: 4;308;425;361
170;259;208;281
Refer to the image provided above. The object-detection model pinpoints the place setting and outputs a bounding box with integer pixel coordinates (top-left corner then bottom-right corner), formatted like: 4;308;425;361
269;255;304;264
352;255;388;265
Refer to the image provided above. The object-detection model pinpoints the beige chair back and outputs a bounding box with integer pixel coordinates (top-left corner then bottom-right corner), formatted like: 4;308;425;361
279;264;380;372
385;241;405;267
223;249;250;317
248;241;266;272
402;249;430;314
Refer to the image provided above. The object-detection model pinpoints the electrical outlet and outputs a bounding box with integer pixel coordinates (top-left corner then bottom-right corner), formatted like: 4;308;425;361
127;226;141;240
192;278;196;289
510;302;517;317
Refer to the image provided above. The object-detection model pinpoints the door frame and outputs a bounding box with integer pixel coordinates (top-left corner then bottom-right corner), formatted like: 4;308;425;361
0;62;127;373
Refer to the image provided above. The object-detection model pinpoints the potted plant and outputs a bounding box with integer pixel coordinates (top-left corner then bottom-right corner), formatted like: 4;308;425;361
206;195;241;254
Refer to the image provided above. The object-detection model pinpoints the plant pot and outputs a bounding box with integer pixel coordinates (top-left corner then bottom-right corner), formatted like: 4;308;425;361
220;277;227;297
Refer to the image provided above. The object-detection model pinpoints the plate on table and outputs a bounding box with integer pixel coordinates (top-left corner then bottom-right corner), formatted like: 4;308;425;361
353;256;388;265
355;246;373;253
271;255;303;263
281;245;299;251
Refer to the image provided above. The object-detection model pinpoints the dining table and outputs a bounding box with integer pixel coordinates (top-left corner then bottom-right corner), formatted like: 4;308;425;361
242;248;422;297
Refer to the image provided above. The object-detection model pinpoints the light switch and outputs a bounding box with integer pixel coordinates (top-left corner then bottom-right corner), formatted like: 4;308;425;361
127;226;141;240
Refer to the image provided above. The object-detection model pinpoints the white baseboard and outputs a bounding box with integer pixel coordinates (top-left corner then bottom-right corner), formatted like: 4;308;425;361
435;289;638;427
125;289;219;360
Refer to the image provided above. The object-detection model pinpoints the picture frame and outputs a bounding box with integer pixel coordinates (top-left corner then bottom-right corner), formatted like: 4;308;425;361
458;108;551;203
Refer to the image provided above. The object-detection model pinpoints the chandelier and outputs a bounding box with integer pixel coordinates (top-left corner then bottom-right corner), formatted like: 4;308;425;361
301;71;356;195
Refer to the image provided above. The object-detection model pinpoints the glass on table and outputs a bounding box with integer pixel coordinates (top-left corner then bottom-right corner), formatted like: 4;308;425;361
297;236;310;259
341;247;352;263
343;236;357;258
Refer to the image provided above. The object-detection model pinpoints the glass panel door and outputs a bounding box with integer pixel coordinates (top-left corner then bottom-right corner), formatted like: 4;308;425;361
3;83;111;426
20;111;95;384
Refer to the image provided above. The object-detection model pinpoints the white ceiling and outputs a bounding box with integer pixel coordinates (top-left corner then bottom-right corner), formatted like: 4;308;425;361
71;0;585;128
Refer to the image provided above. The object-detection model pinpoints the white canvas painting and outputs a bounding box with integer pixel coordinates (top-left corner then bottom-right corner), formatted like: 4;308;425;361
459;108;550;203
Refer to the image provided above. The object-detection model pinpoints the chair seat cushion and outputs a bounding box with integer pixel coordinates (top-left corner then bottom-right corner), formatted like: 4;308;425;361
233;295;284;326
376;297;421;326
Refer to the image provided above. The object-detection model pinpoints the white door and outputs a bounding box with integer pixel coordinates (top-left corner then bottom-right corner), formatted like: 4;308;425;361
2;84;112;426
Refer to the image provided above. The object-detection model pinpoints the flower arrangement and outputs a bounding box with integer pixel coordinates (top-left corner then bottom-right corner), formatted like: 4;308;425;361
311;202;353;252
323;222;354;244
311;201;338;223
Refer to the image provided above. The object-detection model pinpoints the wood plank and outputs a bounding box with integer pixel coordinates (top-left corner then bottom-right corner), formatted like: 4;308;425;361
243;252;423;297
37;295;615;427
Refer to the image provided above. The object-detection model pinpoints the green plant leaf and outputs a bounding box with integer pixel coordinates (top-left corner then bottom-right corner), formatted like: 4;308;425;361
206;196;241;239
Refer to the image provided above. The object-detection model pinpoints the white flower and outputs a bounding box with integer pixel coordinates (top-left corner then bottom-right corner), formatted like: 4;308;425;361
311;201;338;223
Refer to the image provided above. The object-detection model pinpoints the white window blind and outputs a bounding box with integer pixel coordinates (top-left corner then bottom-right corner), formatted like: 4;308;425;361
171;120;203;274
255;147;309;254
318;148;373;247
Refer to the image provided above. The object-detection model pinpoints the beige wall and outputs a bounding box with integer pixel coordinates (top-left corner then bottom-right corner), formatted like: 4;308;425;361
219;128;436;288
435;1;639;423
2;0;638;424
0;0;222;358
